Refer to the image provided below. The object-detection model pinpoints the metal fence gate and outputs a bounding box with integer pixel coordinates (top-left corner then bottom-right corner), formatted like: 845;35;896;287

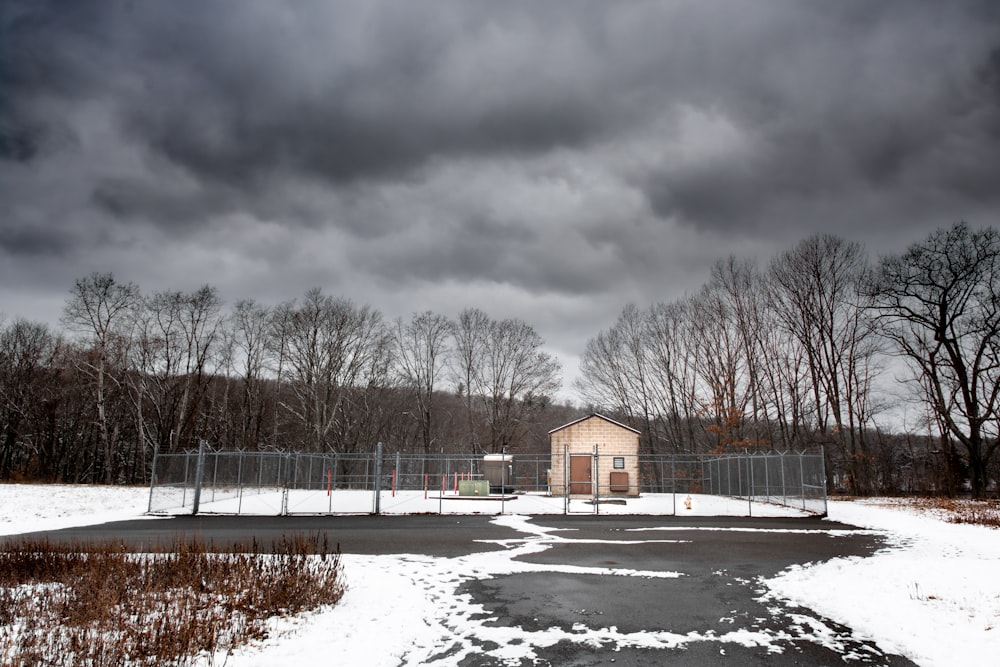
148;442;827;516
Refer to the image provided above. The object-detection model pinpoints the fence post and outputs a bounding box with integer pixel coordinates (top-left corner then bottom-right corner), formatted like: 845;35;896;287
780;451;787;507
147;448;159;514
671;455;676;515
395;451;401;495
373;442;383;515
191;439;207;516
799;450;807;510
281;452;292;516
237;451;244;516
563;444;569;515
763;453;770;504
727;457;732;496
747;451;753;517
211;452;219;504
500;447;506;515
593;444;599;515
818;446;828;515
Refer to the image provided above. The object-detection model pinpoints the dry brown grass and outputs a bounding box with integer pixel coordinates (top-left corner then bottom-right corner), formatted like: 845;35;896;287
922;498;1000;528
843;496;1000;529
0;534;345;666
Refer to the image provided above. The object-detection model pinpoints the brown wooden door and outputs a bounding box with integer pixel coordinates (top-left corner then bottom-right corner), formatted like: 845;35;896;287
569;455;592;495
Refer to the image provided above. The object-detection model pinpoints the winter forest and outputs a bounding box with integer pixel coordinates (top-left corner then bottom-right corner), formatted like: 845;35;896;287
2;223;999;498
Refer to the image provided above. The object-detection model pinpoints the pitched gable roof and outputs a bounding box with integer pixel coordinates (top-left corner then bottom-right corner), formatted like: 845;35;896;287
548;413;641;435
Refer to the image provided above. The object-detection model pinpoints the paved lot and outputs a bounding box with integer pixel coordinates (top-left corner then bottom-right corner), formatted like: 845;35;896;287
8;514;916;665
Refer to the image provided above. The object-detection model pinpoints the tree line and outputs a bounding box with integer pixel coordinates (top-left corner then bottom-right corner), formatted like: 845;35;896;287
578;223;1000;498
2;222;998;497
0;282;569;485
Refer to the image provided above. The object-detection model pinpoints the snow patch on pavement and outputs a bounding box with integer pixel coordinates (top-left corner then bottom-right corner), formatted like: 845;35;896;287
2;485;998;665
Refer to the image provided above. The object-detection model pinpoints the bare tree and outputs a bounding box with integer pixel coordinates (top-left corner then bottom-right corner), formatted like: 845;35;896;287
60;272;140;483
395;311;451;454
645;299;701;453
576;305;643;424
769;235;881;493
131;286;224;452
688;282;753;452
450;308;490;450
711;257;777;447
577;304;664;451
867;223;1000;498
476;317;561;453
0;319;60;478
174;285;224;447
230;299;271;447
276;289;389;452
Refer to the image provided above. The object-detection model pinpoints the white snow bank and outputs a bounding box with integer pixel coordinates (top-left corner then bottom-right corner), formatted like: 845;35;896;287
764;498;1000;667
0;483;157;536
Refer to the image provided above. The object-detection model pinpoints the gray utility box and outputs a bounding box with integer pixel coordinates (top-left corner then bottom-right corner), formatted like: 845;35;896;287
458;480;490;496
482;454;514;494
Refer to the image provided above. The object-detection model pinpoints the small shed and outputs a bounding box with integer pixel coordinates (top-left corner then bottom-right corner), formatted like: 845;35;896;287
548;414;640;497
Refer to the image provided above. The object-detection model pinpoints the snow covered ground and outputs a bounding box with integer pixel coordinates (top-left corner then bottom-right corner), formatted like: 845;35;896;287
151;485;815;517
1;484;997;665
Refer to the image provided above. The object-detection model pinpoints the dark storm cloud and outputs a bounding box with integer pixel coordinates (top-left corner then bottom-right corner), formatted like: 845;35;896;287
0;223;75;256
91;1;618;188
6;1;1000;238
3;0;1000;394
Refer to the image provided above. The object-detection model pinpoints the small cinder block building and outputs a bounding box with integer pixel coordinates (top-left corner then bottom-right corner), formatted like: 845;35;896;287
548;414;641;497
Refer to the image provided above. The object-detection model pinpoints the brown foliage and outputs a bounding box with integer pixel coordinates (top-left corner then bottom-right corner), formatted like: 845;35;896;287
926;498;1000;529
0;534;344;666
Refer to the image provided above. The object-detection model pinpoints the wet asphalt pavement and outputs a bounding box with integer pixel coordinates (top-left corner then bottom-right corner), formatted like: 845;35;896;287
6;514;916;665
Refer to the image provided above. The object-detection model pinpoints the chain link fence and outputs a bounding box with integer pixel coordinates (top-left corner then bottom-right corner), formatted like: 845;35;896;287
148;442;826;516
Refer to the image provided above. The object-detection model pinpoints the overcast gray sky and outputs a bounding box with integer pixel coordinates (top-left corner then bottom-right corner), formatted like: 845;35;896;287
2;0;999;401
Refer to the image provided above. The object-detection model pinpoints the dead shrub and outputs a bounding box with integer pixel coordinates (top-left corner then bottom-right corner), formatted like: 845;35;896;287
885;497;1000;529
0;533;345;666
936;499;1000;528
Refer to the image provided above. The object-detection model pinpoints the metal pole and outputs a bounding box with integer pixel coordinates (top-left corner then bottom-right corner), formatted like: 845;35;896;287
501;448;506;515
181;453;189;509
726;457;740;497
747;451;753;517
780;452;787;507
819;447;828;515
210;452;219;503
281;452;291;516
590;443;601;514
737;454;743;499
763;453;770;505
146;449;159;514
671;455;676;515
191;439;206;516
563;443;569;515
237;452;244;515
374;442;383;515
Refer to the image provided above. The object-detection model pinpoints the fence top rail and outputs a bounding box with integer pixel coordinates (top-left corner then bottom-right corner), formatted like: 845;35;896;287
156;448;825;462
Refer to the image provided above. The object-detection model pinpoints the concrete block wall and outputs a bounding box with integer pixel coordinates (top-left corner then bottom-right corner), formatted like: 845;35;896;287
549;415;640;496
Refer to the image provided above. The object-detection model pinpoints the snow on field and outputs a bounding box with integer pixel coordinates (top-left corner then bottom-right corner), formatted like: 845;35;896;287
1;484;998;665
173;486;812;518
770;498;1000;667
0;483;156;536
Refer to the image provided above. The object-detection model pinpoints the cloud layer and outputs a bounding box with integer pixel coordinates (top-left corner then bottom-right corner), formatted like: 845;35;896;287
2;0;999;397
